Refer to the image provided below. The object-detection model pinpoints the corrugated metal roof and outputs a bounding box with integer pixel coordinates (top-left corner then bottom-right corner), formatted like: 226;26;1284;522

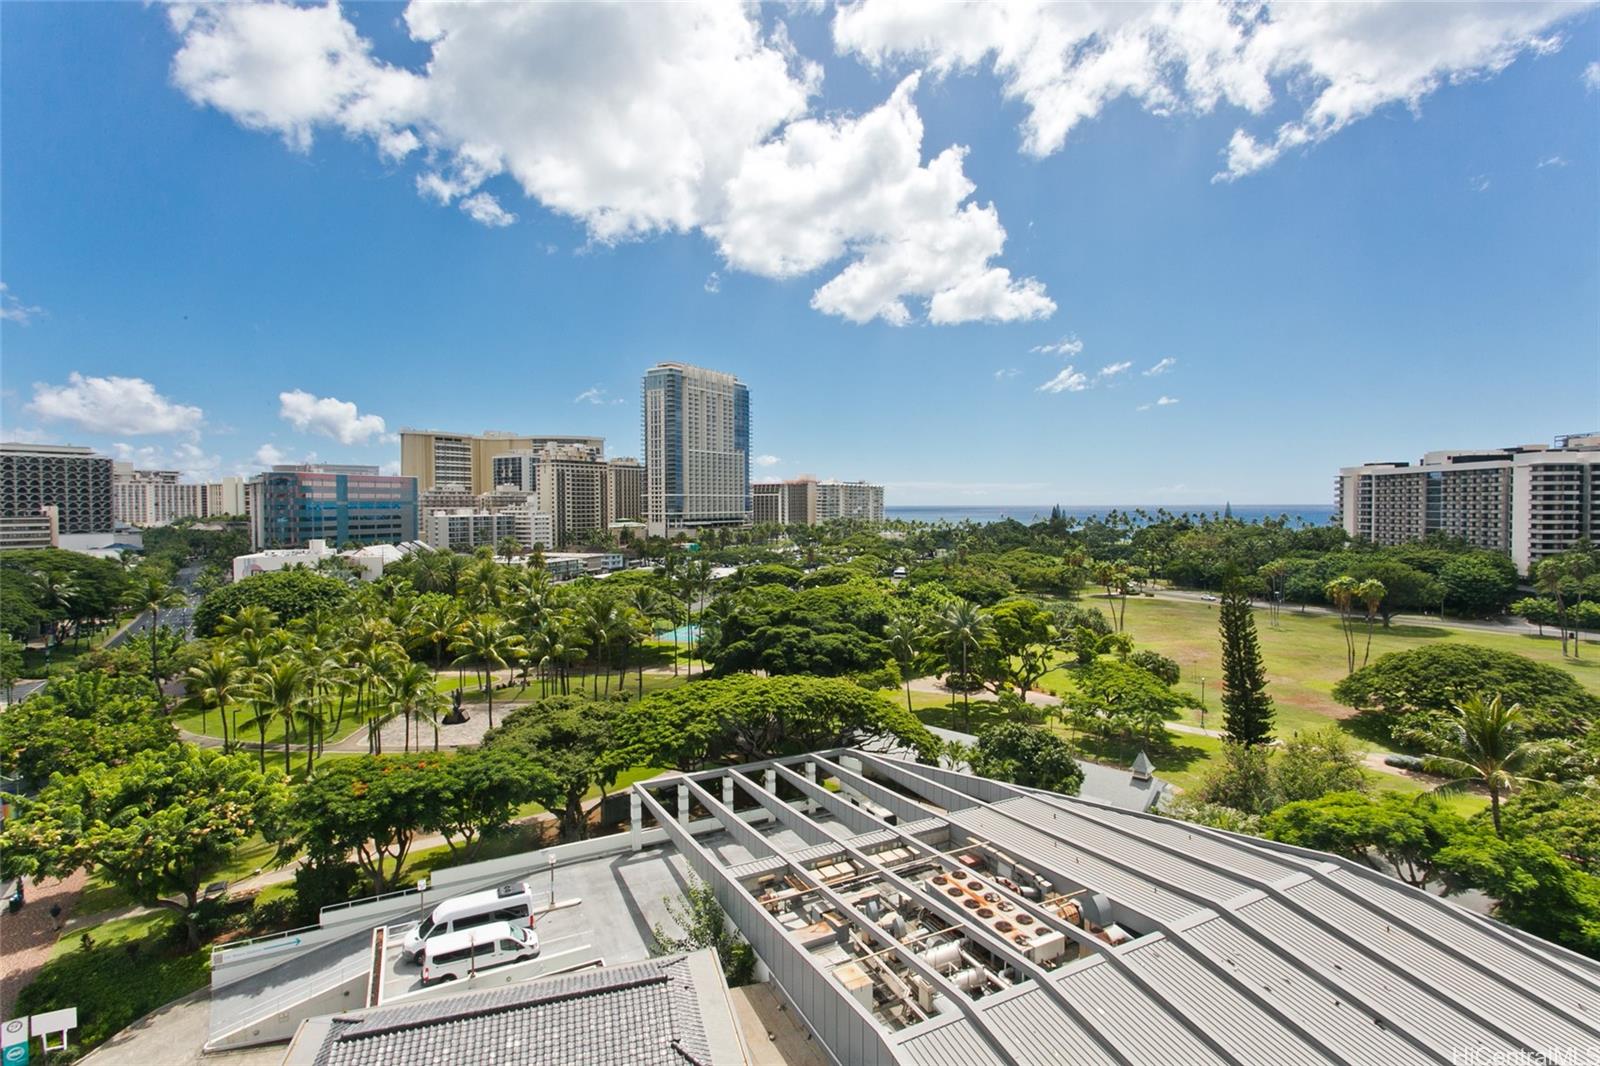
1059;958;1229;1065
645;753;1600;1066
895;1017;1009;1066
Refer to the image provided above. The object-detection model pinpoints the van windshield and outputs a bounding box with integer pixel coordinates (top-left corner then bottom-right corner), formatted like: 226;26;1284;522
415;915;436;938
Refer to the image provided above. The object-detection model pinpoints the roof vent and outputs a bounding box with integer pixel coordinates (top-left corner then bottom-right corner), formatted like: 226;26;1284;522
1131;751;1154;781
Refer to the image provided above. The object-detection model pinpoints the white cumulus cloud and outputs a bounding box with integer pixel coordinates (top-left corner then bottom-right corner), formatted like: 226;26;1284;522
0;283;44;325
112;440;222;481
459;192;516;227
1098;361;1132;378
166;1;1049;326
754;454;782;467
1031;335;1084;357
278;389;387;444
833;1;1582;182
1037;367;1088;393
254;443;288;467
29;372;204;435
574;386;625;406
1585;61;1600;91
1157;395;1179;405
1144;357;1176;375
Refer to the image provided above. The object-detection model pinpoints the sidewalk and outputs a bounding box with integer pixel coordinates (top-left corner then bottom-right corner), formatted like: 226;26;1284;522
0;870;87;1018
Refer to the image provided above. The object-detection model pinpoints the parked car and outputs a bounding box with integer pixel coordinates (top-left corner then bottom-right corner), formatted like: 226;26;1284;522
421;921;540;985
402;881;536;962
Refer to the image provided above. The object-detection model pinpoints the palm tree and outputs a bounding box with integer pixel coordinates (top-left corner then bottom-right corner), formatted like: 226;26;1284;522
409;598;462;673
1409;693;1545;836
387;661;442;753
239;657;309;773
583;597;623;694
183;648;240;751
885;614;923;715
615;606;652;696
465;557;505;612
525;623;565;698
938;600;992;730
128;570;185;701
30;570;77;648
216;604;279;642
451;613;522;729
1355;577;1386;668
1325;575;1360;674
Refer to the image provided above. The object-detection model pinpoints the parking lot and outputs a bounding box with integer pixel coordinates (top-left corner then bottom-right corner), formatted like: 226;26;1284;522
372;845;695;1005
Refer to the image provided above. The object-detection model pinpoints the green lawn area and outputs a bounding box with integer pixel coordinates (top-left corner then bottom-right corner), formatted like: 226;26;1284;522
1040;594;1600;747
21;911;210;1056
173;700;370;746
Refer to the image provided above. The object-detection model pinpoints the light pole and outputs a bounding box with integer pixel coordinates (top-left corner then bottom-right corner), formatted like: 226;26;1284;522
547;854;556;910
1199;677;1206;730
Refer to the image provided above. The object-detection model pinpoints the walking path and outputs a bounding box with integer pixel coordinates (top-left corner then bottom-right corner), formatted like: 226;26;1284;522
0;870;87;1018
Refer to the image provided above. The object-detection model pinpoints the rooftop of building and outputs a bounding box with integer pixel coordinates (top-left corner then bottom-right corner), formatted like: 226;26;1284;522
283;950;743;1066
636;749;1600;1065
0;441;107;456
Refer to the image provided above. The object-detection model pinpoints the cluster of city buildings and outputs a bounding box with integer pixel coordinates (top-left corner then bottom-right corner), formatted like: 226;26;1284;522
1338;431;1600;573
0;362;887;562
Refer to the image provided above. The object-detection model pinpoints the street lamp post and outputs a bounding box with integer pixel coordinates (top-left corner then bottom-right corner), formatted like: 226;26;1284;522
1199;677;1206;730
547;854;556;910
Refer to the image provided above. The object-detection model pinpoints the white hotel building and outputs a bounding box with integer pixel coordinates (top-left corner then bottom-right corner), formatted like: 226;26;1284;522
1338;432;1600;574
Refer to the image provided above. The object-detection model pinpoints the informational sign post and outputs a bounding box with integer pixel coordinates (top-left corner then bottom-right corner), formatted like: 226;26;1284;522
1;1017;30;1066
29;1008;76;1054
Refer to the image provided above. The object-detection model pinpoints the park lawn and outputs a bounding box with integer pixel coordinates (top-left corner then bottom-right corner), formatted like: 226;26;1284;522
1046;595;1600;746
24;911;210;1056
173;700;369;747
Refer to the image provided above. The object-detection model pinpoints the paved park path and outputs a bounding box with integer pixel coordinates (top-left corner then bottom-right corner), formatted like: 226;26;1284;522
0;870;86;1019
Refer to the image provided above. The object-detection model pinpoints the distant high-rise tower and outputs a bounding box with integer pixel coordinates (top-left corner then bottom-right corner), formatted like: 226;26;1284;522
642;363;750;537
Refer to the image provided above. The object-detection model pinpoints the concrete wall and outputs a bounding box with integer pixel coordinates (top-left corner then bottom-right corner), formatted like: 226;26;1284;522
207;971;368;1051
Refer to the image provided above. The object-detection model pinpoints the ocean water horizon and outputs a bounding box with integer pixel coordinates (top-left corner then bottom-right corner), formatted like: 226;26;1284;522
883;504;1338;526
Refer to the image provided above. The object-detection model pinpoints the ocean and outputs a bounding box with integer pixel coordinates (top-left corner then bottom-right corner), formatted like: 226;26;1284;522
883;504;1338;526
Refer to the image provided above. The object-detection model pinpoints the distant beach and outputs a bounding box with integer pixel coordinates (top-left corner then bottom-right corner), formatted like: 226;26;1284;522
883;504;1338;526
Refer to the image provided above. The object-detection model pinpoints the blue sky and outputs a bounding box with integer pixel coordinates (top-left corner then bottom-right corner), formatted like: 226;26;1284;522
2;2;1596;505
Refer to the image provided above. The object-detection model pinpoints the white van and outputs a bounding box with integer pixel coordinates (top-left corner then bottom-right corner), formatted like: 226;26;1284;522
403;882;537;962
421;921;539;985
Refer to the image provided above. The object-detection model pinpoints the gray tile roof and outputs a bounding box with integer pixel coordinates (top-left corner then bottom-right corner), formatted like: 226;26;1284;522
307;954;719;1066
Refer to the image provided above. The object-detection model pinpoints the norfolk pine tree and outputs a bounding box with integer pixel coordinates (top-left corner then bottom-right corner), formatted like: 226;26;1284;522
1219;579;1275;746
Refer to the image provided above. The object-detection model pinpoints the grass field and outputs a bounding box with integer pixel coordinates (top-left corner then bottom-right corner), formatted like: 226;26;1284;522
1040;594;1600;747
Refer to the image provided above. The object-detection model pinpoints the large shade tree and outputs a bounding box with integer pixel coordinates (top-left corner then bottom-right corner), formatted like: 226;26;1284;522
0;745;287;947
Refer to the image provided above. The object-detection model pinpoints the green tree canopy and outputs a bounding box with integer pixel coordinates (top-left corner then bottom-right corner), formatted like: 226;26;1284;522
969;721;1084;795
1263;791;1467;889
1218;581;1274;746
0;672;175;786
482;695;629;840
292;754;440;893
620;674;936;771
423;748;549;858
194;568;351;637
1333;644;1600;742
0;745;287;946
